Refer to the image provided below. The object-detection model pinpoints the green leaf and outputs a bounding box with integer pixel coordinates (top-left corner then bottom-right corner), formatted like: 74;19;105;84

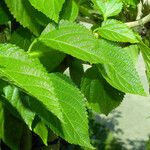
10;27;33;51
32;116;48;146
3;85;35;129
98;19;138;43
0;43;63;122
124;45;139;64
38;20;108;64
48;73;92;148
96;40;146;96
92;0;123;20
30;43;66;72
38;20;145;95
0;104;24;150
61;0;79;22
138;43;150;85
29;42;66;72
2;85;48;145
81;67;124;115
29;23;66;72
4;0;48;36
27;73;93;148
0;44;92;148
28;0;65;22
0;1;11;25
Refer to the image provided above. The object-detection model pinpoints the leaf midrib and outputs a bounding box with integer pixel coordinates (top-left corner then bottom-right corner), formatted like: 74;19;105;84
40;38;107;64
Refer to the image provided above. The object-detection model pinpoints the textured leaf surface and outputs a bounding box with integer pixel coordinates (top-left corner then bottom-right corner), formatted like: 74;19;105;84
27;73;92;148
96;40;146;95
29;23;66;72
98;19;138;43
3;85;48;145
138;43;150;84
0;44;92;148
81;67;124;115
32;116;48;145
28;0;65;22
38;21;145;95
92;0;123;20
3;85;35;129
61;0;79;22
124;45;139;64
30;43;66;72
39;20;108;64
0;43;63;122
4;0;48;36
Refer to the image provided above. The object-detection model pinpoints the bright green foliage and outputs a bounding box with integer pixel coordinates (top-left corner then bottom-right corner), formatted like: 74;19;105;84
29;23;66;72
92;0;123;20
4;0;48;36
3;85;35;129
97;40;146;96
29;42;66;72
25;73;93;148
28;0;65;22
0;0;150;149
0;43;63;122
61;0;79;22
3;85;48;145
38;20;108;64
50;74;91;147
38;21;145;95
32;116;48;145
138;43;150;84
38;73;92;148
98;19;138;43
124;45;139;64
81;67;124;115
0;44;92;148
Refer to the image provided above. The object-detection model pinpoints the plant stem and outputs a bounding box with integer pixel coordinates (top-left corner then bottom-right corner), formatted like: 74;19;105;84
136;1;143;20
27;38;38;53
126;13;150;27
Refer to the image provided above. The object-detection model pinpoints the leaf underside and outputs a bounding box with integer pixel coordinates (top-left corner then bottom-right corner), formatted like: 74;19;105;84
81;67;124;115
